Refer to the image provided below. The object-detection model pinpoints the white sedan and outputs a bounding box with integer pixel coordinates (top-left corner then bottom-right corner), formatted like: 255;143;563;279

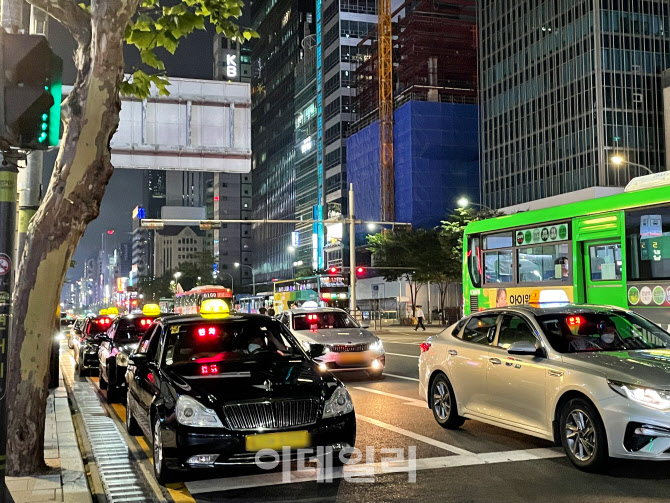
419;304;670;471
278;307;385;378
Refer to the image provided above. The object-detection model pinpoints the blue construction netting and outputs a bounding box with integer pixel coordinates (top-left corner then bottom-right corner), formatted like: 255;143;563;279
347;100;479;235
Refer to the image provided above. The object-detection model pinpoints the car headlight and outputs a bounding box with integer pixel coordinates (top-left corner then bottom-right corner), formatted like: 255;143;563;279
176;395;224;428
608;380;670;411
116;352;129;367
323;386;354;419
370;339;384;352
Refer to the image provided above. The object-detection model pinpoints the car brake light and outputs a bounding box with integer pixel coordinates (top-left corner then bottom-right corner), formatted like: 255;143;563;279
567;316;583;327
200;364;219;375
420;342;431;353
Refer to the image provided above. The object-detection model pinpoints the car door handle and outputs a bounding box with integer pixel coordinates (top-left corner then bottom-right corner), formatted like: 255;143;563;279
448;350;458;356
489;358;502;365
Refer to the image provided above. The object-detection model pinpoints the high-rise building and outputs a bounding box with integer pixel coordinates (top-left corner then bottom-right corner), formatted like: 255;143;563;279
480;2;670;209
143;171;166;219
214;35;252;83
251;0;315;284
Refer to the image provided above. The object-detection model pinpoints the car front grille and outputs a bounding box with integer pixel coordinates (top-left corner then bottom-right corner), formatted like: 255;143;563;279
223;399;320;431
328;343;369;353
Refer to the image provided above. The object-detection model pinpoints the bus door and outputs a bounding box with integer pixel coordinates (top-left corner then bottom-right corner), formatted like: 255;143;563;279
573;213;627;307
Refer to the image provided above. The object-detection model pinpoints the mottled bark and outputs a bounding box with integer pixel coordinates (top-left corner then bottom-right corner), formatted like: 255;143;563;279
6;0;139;475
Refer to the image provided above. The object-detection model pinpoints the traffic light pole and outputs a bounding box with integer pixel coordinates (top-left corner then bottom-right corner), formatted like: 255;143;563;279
348;183;356;316
0;159;17;503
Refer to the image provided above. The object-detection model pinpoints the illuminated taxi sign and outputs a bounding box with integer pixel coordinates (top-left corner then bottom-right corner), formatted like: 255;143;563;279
200;299;230;319
529;290;570;307
106;306;119;315
142;304;161;316
99;308;108;315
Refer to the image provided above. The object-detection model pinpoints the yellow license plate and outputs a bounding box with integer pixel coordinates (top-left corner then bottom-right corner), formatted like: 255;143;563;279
245;430;311;452
338;352;368;365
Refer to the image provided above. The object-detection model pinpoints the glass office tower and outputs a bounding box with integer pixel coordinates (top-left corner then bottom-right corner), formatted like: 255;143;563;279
480;1;670;209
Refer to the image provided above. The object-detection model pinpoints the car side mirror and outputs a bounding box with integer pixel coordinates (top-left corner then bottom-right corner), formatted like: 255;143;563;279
307;344;326;359
128;354;148;366
360;323;370;329
507;341;544;357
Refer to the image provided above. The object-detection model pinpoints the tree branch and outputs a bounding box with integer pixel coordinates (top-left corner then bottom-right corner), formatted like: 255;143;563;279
26;0;91;45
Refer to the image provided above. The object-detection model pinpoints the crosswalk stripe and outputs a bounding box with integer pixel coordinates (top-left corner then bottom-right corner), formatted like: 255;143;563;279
383;373;420;382
352;386;426;408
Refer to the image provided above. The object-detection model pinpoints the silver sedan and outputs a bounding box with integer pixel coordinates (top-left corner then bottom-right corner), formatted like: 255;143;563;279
419;304;670;471
278;307;385;378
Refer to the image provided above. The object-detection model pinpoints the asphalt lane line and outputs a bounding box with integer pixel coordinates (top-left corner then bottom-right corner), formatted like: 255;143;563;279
385;352;419;359
185;448;564;494
352;387;426;408
356;415;475;456
383;341;421;346
383;373;420;382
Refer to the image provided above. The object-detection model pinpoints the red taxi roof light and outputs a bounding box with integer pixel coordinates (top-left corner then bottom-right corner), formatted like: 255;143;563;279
307;314;318;321
197;326;218;337
139;318;152;327
567;316;583;327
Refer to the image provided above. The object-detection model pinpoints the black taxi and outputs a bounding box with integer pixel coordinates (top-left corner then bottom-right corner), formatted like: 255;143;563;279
125;299;357;484
74;314;114;376
98;304;163;403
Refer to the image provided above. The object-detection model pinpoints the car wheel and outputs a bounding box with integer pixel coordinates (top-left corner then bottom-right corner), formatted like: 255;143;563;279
560;398;608;472
153;416;172;485
126;397;142;436
430;374;465;429
99;367;107;390
68;338;74;349
78;354;87;377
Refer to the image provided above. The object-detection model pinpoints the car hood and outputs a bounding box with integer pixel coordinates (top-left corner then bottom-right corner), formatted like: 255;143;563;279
167;356;333;405
293;328;377;345
564;349;670;388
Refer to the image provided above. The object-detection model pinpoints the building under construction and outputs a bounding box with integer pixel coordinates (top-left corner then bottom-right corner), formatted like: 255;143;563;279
353;0;478;124
347;0;480;230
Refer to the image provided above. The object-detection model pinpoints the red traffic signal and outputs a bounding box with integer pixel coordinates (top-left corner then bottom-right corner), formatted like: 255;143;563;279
356;266;365;275
328;266;339;274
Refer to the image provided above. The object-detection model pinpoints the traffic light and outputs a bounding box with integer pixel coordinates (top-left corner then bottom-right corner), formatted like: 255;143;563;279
2;33;63;149
356;266;365;275
328;266;340;274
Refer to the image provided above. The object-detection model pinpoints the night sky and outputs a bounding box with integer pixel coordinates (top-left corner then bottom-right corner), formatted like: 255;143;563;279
46;21;218;279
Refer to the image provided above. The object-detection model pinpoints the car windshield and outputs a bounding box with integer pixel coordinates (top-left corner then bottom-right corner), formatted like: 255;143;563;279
163;318;301;366
293;312;358;330
114;318;154;342
537;311;670;353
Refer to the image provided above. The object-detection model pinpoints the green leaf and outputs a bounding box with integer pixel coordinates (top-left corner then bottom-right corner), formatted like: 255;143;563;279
140;49;165;70
78;2;91;12
128;29;156;48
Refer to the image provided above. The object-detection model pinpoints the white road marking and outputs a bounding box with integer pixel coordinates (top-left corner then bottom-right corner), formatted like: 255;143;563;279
382;341;421;346
385;352;419;359
352;387;426;408
184;448;564;494
383;373;420;382
356;415;475;456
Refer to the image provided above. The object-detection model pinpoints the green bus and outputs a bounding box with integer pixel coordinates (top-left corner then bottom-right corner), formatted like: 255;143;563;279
463;173;670;328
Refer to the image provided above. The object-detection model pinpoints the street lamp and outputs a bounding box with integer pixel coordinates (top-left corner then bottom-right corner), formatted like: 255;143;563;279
174;271;182;280
219;272;234;293
234;262;255;295
611;155;653;175
366;223;376;231
287;245;295;253
457;197;493;211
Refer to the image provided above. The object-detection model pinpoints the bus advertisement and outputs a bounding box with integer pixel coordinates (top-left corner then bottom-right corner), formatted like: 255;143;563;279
463;173;670;328
174;285;233;314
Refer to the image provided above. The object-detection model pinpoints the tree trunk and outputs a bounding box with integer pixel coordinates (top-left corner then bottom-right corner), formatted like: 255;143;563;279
7;0;137;474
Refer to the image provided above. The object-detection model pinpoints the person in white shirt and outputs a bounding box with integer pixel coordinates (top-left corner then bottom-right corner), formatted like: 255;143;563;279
414;306;426;331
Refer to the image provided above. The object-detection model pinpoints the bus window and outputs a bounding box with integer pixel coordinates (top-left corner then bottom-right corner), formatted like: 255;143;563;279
517;244;571;283
467;236;482;287
484;250;513;284
483;232;513;250
589;244;622;281
626;206;670;281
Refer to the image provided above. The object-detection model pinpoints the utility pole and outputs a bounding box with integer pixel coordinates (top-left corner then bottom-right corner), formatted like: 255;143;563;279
16;7;48;262
348;183;356;316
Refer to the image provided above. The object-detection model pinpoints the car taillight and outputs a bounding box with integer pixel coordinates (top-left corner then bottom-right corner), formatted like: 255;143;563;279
420;342;431;353
200;364;219;375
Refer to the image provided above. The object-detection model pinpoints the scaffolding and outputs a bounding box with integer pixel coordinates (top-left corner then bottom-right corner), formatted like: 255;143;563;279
352;0;478;133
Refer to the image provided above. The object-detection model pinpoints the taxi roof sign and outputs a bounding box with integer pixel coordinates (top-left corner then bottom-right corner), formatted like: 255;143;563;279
99;308;108;315
142;304;161;316
107;306;119;315
529;289;570;307
200;298;230;319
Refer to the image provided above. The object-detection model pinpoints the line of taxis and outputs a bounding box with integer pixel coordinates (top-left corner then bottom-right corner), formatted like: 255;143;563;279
71;300;384;484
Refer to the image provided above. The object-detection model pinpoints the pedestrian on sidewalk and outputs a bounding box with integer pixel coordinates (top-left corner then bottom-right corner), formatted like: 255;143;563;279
414;305;426;331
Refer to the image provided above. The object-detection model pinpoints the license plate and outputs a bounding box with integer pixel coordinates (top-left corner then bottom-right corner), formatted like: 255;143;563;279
338;352;368;365
245;430;311;452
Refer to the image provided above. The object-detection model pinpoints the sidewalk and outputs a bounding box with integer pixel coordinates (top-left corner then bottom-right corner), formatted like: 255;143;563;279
6;367;91;502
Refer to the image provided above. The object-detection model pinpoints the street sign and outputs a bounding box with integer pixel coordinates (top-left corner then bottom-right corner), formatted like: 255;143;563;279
139;219;164;229
199;220;222;230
